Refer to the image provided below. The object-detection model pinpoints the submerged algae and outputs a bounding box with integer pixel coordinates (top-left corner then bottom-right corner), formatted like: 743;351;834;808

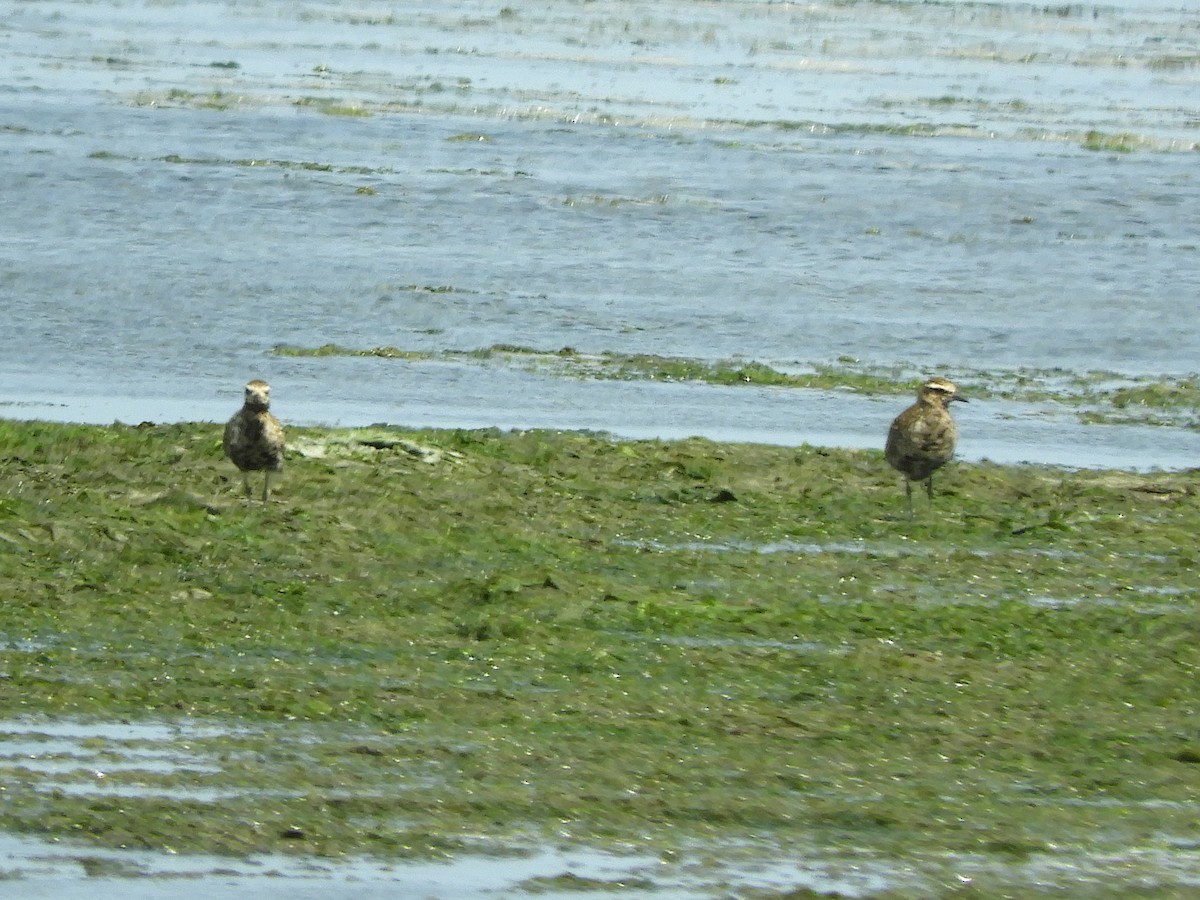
272;344;1200;427
0;420;1198;891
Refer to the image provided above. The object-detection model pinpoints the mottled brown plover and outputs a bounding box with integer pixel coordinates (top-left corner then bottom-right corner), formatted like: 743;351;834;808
885;377;966;515
223;379;285;505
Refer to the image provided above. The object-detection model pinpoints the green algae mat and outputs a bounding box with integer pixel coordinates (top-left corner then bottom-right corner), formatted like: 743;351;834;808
1;419;1198;893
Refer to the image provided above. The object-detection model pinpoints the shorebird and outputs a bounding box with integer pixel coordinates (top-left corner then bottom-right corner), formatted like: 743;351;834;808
885;377;967;516
223;379;285;505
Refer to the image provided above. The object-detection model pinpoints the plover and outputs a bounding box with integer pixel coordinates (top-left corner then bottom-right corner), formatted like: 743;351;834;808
223;379;285;505
885;377;966;515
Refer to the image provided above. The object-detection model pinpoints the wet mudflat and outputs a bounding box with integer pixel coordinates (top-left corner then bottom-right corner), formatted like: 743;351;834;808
1;420;1199;896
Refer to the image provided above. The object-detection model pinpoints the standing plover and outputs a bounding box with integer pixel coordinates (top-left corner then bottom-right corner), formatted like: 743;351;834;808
223;379;285;505
885;377;966;515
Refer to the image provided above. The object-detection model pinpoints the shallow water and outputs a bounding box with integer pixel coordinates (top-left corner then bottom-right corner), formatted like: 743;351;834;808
0;717;902;898
0;830;916;899
5;710;1200;896
0;831;672;900
2;0;1199;470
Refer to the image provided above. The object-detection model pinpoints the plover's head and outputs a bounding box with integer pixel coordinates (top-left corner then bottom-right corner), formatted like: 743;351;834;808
918;377;966;408
244;379;272;411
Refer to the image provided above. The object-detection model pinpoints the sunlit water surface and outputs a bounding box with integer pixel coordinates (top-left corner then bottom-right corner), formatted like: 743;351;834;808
3;0;1199;468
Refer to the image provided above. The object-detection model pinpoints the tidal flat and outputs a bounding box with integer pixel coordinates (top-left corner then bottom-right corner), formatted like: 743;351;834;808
1;419;1199;896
